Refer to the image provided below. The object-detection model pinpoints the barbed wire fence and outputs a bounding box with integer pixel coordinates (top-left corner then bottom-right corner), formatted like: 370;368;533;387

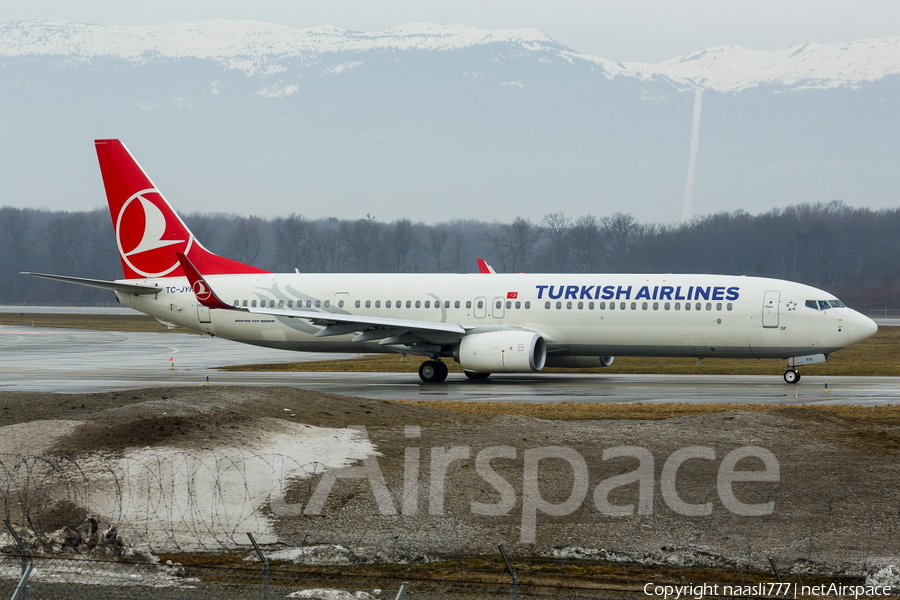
1;451;899;599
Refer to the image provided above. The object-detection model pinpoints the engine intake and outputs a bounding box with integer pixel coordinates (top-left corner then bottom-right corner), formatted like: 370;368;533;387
455;331;546;373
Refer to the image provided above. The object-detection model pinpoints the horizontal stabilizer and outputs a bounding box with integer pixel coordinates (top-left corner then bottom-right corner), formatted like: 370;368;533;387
21;272;160;295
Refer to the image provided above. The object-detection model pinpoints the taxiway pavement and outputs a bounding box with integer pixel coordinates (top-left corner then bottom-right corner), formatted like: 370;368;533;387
1;325;897;404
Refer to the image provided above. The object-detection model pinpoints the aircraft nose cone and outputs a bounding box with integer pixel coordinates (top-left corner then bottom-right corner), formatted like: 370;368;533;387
848;310;878;345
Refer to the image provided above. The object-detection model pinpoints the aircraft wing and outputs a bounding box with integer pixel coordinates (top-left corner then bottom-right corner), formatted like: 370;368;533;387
21;272;161;295
176;253;467;347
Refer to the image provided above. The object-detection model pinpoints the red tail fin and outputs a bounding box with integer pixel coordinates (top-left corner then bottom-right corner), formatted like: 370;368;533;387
95;139;268;279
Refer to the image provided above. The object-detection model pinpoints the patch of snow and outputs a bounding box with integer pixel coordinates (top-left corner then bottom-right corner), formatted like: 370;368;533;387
256;83;299;98
73;420;376;548
287;589;380;600
867;564;900;591
324;61;362;75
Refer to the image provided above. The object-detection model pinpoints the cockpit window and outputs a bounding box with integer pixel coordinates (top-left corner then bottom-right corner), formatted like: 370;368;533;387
807;299;846;310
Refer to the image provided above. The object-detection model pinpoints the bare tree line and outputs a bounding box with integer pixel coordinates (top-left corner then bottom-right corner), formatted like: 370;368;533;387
1;200;898;308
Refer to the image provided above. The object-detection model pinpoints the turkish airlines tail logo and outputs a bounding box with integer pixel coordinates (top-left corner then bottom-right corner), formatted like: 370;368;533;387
116;189;193;278
96;139;269;279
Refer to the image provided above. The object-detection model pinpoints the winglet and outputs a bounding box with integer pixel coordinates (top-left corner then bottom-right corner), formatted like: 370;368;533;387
176;252;234;310
476;258;496;274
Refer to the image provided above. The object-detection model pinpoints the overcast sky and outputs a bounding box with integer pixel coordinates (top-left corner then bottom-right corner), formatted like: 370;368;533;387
4;0;899;63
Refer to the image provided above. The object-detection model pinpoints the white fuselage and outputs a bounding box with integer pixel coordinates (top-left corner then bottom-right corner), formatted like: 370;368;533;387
115;272;876;362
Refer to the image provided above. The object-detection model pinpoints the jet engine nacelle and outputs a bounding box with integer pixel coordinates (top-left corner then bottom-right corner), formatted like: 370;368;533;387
544;356;615;368
455;331;547;373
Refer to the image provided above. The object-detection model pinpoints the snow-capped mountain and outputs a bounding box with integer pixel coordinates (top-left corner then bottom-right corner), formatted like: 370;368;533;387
0;20;897;223
3;20;899;92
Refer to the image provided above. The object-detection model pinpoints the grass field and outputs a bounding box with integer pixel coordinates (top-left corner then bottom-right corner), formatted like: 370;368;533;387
4;312;898;376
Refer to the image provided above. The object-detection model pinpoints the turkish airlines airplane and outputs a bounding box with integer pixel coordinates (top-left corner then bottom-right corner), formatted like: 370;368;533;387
25;139;878;384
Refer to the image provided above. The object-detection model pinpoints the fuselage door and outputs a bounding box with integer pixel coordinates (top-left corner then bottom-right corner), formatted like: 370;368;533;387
197;303;211;324
492;296;505;319
762;291;780;328
334;292;350;313
474;296;487;318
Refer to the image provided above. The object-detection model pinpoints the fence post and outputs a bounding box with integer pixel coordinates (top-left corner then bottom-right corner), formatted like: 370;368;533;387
247;533;269;600
10;564;34;600
394;581;409;600
769;557;788;600
498;544;517;600
4;519;31;600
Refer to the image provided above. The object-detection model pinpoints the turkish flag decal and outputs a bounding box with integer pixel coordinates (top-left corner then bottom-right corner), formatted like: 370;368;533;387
507;292;518;299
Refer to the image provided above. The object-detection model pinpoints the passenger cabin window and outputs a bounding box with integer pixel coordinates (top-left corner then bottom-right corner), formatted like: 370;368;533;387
545;301;551;309
415;300;421;308
278;300;284;308
556;301;562;309
366;300;371;308
338;300;344;308
375;300;380;308
445;301;450;308
524;301;531;309
233;300;239;306
476;300;483;309
288;300;294;308
386;301;391;308
355;300;361;308
425;301;430;308
324;300;330;308
242;300;248;307
251;300;257;307
455;301;460;308
466;301;472;309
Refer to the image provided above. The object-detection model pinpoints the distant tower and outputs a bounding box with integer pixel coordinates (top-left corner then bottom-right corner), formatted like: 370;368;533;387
681;88;703;222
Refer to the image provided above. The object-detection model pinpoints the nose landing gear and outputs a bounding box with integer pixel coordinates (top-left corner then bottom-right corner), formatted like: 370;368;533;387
783;368;801;384
418;360;449;383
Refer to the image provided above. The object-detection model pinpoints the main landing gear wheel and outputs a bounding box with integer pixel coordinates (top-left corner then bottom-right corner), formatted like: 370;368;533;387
419;360;449;383
783;369;801;384
464;371;491;380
